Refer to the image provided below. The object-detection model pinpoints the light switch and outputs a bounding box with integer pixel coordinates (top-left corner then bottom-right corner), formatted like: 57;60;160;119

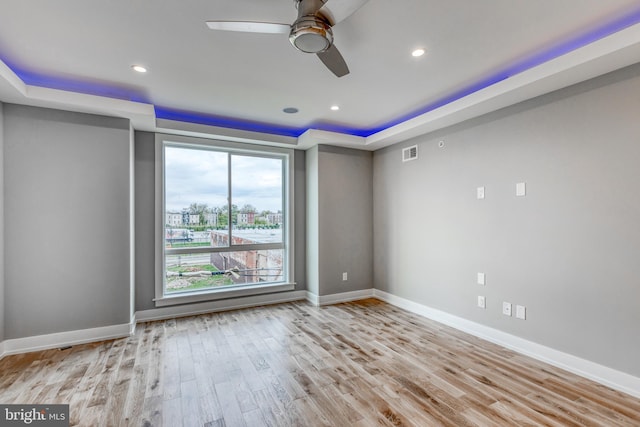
516;182;526;197
516;305;526;320
477;272;485;285
477;187;485;199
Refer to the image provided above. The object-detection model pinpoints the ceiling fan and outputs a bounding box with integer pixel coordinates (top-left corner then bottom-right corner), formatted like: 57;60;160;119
206;0;369;77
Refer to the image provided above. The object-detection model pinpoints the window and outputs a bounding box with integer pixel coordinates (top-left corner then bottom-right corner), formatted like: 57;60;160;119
155;135;294;306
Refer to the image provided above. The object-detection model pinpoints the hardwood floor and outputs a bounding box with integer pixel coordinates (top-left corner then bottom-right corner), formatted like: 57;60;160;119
1;299;639;426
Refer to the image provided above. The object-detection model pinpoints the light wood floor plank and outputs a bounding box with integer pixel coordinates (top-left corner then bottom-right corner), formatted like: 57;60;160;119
1;299;639;426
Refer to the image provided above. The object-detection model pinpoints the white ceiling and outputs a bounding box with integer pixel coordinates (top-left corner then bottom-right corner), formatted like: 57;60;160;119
1;0;640;150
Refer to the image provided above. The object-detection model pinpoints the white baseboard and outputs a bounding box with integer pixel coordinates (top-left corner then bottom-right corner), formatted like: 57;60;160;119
0;291;306;359
306;289;374;306
373;289;640;399
2;287;638;399
305;291;319;306
0;322;133;358
135;290;307;323
130;313;137;335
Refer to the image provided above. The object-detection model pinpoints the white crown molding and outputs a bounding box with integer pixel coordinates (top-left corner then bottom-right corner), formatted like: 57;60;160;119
4;23;640;152
155;118;298;148
365;22;640;149
297;129;367;151
0;60;155;130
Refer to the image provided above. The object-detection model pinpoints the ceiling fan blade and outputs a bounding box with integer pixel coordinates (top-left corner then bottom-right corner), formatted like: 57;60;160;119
317;44;349;77
206;21;290;34
319;0;370;25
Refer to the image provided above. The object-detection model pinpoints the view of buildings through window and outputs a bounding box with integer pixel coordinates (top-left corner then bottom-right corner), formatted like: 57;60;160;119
163;144;287;294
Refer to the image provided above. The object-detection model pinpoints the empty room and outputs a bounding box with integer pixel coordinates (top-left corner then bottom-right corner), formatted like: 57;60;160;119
1;0;639;426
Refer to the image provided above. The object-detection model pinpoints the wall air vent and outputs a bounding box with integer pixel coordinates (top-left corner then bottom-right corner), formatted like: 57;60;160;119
402;145;418;162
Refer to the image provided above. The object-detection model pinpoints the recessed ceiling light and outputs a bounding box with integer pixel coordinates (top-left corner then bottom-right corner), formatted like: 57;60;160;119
132;65;147;73
282;107;299;114
330;105;340;111
411;48;425;57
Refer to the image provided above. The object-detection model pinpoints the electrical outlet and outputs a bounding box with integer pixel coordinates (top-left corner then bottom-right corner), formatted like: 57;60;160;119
502;302;512;316
342;272;348;281
516;305;526;320
477;187;485;199
477;296;486;309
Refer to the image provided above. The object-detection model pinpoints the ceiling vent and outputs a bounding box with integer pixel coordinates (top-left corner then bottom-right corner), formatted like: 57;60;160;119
402;145;418;162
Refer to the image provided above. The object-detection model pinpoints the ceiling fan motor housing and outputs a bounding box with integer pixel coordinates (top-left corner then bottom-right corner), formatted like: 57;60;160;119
289;15;333;53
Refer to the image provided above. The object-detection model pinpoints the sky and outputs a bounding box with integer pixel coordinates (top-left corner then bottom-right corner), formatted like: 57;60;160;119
165;145;283;213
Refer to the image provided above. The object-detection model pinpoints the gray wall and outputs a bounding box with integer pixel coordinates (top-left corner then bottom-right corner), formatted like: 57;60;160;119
308;145;373;296
373;64;640;377
134;131;156;311
0;102;4;342
305;146;319;296
134;132;308;311
3;105;132;338
293;149;306;291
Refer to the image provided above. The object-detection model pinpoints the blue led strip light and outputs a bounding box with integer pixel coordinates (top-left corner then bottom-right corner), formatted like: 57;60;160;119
1;61;151;104
3;6;640;138
154;107;304;138
363;5;640;136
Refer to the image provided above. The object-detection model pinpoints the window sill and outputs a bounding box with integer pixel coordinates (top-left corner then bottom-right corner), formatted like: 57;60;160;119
153;282;296;307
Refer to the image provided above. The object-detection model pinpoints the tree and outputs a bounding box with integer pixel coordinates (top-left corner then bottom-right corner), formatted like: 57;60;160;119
189;202;208;215
217;213;228;228
188;203;209;225
215;203;238;228
219;203;238;214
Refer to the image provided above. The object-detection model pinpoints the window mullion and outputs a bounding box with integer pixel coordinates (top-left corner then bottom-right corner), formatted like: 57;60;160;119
227;243;284;251
166;242;284;256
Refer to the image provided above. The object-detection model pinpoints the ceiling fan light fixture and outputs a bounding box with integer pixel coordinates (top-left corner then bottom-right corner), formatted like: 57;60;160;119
289;16;333;53
205;0;353;77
